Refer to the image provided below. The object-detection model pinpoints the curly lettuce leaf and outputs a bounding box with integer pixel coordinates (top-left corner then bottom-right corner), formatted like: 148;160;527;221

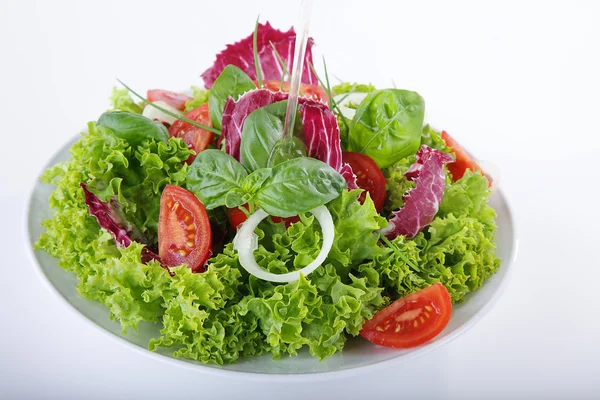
80;122;193;241
109;87;143;114
184;86;210;112
149;191;387;363
332;82;376;95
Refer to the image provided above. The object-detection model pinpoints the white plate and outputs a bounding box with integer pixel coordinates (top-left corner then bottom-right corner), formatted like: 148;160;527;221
26;135;517;379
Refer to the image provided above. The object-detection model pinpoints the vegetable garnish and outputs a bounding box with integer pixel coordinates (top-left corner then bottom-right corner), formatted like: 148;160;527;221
233;205;334;283
168;103;214;164
253;16;264;88
36;19;502;365
158;185;212;272
360;283;452;348
80;183;173;275
117;79;221;135
147;89;192;111
201;21;317;89
441;130;490;186
381;145;454;239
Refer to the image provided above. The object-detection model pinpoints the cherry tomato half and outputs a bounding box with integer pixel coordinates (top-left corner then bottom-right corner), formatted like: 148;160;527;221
441;130;490;185
158;185;212;272
168;103;214;164
259;80;329;104
341;151;386;212
147;89;192;111
360;283;452;349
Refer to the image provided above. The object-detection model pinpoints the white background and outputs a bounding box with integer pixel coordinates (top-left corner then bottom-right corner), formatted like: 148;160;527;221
1;0;600;398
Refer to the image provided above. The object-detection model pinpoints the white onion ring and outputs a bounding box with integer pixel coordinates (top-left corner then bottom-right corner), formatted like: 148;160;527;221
232;206;334;283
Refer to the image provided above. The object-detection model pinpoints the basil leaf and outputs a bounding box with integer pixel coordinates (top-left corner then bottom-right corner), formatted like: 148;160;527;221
239;101;287;171
242;168;272;194
347;89;424;168
186;149;248;209
254;157;347;217
97;111;169;145
208;65;257;129
224;188;250;209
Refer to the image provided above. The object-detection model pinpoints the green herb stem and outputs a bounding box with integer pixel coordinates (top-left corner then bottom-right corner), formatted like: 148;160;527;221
253;16;263;88
117;79;221;136
269;41;290;91
378;232;418;269
309;61;350;131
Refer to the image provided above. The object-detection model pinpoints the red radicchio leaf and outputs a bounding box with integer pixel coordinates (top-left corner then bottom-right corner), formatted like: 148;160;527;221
220;89;358;189
201;22;317;89
80;183;174;276
220;89;288;161
381;146;454;239
299;101;358;189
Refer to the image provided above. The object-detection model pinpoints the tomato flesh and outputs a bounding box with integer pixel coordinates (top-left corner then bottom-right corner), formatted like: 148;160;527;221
259;80;329;104
360;283;452;348
168;103;214;164
158;185;212;272
441;130;490;185
341;151;386;212
147;89;192;111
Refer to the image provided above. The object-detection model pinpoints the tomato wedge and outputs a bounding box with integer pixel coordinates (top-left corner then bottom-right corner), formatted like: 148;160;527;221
158;185;212;272
227;204;300;230
360;283;452;348
147;89;192;111
259;80;329;104
441;130;490;185
168;103;214;164
341;151;386;212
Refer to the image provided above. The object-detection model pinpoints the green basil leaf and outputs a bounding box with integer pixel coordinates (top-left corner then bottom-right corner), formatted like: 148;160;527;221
239;101;287;171
224;188;250;209
254;157;347;217
186;149;247;209
242;168;272;194
347;89;424;168
208;65;257;129
97;111;169;145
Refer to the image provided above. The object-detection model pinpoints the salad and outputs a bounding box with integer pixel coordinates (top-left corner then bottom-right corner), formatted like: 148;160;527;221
36;21;500;365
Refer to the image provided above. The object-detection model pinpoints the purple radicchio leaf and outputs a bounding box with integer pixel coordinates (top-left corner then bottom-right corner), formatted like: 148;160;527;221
200;22;317;89
380;145;454;239
80;183;174;276
220;89;358;188
220;89;288;161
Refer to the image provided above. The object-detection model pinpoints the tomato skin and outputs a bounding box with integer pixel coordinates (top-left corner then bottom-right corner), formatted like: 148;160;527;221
158;185;212;272
360;283;452;349
341;152;386;212
259;80;329;104
147;89;192;111
168;103;214;164
441;130;490;185
226;206;248;231
227;204;300;230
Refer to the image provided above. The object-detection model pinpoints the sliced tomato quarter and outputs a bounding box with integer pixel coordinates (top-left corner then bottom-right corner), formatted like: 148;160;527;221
147;89;192;111
341;151;386;212
360;283;452;348
158;185;212;272
441;130;490;186
168;103;214;164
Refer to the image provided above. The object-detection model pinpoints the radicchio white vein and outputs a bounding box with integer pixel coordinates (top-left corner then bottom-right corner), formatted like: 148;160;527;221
381;146;454;239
